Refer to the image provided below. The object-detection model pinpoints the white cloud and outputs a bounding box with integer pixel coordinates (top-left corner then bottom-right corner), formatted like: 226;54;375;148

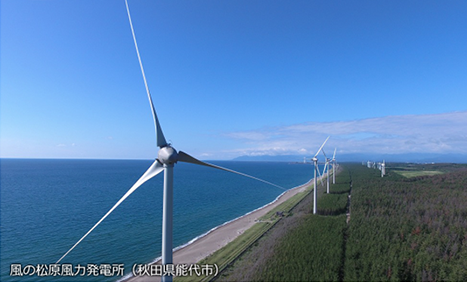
224;111;467;157
56;143;77;148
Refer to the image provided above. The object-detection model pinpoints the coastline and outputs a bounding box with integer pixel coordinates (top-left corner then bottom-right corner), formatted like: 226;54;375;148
124;177;316;282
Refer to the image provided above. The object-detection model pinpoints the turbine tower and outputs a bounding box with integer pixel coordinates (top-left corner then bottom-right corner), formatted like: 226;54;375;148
381;160;386;177
332;148;337;184
326;157;330;193
320;151;330;194
56;2;284;282
312;136;330;214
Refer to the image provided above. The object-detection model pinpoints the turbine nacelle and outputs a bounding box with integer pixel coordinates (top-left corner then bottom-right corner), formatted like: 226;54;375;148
158;145;178;165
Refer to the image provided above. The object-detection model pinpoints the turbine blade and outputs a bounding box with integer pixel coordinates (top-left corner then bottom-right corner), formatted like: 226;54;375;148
56;160;164;263
332;148;337;160
149;94;168;148
178;151;285;190
125;0;167;148
316;163;324;185
322;149;327;159
314;136;330;157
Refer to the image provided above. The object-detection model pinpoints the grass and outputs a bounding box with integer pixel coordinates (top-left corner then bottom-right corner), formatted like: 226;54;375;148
259;186;312;220
393;170;443;178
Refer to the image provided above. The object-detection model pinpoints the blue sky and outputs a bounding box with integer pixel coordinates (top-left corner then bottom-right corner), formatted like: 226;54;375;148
1;0;467;160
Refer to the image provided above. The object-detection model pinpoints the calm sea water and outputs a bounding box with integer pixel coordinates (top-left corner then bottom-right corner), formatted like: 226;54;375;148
1;159;317;282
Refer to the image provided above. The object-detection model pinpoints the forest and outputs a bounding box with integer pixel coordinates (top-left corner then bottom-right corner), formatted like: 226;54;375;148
345;164;467;281
217;162;467;281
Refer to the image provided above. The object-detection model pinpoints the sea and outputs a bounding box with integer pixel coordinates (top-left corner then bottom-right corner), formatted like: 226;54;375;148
1;159;318;282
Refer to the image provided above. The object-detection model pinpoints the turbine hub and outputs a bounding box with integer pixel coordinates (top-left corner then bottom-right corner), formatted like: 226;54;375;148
158;145;178;165
312;157;318;163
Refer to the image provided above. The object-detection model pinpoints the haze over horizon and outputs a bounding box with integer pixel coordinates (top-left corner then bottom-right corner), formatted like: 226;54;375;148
2;1;467;161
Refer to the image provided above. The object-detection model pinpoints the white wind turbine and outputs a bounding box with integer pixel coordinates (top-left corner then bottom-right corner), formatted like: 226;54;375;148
332;148;337;184
56;2;284;281
312;136;330;214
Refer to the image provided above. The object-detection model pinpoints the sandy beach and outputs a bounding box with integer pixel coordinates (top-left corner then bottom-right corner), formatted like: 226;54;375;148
125;177;315;282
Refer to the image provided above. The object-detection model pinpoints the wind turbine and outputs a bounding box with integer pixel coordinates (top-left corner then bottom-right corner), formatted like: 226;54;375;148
312;136;330;214
56;2;284;281
332;148;337;184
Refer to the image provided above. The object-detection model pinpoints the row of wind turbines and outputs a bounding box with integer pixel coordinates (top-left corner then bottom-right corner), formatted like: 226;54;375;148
55;1;339;281
364;160;386;177
306;136;339;214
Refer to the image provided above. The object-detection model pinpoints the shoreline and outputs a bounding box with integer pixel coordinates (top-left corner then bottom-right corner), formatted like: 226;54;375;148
123;177;317;282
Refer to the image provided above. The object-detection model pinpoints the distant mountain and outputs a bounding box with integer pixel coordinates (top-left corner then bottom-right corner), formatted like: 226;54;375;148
233;155;306;162
233;153;467;163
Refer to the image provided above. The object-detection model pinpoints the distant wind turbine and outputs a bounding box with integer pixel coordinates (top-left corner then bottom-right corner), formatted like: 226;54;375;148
312;136;330;214
56;2;284;282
